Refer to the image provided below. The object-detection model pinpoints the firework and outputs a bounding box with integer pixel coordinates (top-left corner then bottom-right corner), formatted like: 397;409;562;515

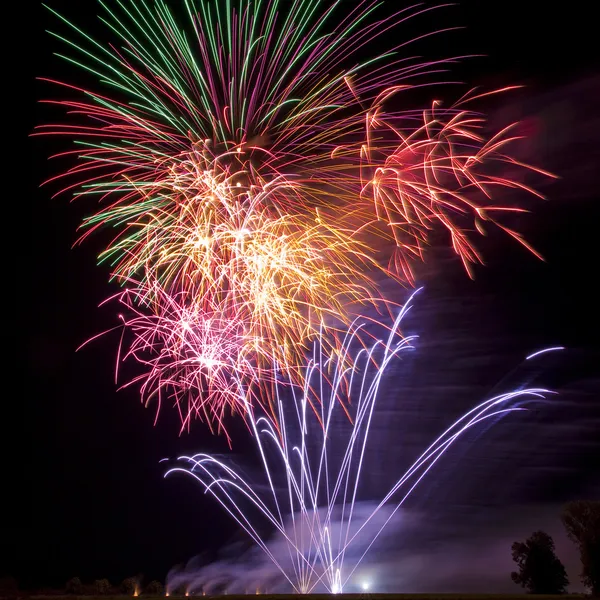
39;0;551;279
38;1;564;587
39;0;554;429
95;146;382;324
359;88;557;280
101;277;253;435
165;293;559;593
103;252;384;435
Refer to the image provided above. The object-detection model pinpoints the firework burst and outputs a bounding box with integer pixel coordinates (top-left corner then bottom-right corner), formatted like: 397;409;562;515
39;0;554;430
359;88;556;280
105;278;253;435
39;0;551;280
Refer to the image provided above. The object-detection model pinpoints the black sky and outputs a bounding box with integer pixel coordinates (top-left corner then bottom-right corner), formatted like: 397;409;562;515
6;0;599;592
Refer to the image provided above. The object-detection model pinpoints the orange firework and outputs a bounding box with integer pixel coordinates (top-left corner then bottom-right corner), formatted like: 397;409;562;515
104;144;386;367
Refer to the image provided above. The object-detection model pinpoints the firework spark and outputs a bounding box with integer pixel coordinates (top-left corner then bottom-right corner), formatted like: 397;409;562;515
165;293;555;592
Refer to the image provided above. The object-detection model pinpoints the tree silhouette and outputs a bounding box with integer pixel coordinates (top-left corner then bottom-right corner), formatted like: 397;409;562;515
562;500;600;596
0;577;18;594
145;581;164;595
93;579;111;595
511;530;569;594
121;577;139;595
65;577;83;595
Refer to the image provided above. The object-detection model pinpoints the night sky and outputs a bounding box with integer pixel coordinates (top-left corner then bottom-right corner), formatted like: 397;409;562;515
6;0;599;593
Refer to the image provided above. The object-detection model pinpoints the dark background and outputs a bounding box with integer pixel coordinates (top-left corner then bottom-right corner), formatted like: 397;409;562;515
5;0;599;591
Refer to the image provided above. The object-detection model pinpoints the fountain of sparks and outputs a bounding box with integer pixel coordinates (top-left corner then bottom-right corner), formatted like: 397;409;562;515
165;293;555;593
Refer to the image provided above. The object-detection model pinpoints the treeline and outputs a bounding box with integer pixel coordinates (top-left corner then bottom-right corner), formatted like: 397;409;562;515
2;501;598;597
511;501;599;595
0;577;163;598
63;578;163;596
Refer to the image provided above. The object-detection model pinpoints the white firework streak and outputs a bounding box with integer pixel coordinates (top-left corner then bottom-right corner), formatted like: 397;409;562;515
164;292;558;594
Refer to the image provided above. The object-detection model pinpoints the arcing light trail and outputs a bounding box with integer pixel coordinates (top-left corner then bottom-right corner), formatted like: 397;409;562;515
165;294;555;593
40;0;555;430
526;346;565;360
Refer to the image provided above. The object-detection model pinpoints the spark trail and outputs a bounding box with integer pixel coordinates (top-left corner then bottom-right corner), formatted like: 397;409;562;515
165;293;556;593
